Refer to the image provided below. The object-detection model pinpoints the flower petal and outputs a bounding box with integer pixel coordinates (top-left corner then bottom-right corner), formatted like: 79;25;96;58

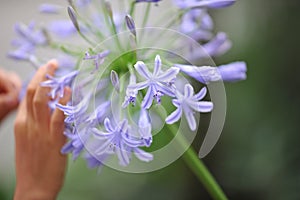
116;143;130;166
166;107;182;125
127;81;148;91
134;61;151;79
189;101;213;113
184;84;194;98
104;118;114;132
142;85;154;109
153;55;161;76
134;148;153;162
194;87;207;100
156;67;180;82
183;106;197;131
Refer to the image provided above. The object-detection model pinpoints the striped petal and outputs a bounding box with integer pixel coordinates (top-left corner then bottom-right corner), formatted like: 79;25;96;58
166;107;182;124
134;61;151;79
194;87;207;100
189;101;213;113
183;106;197;131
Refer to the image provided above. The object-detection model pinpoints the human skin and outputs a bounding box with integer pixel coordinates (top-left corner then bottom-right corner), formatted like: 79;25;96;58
0;68;21;122
14;60;71;200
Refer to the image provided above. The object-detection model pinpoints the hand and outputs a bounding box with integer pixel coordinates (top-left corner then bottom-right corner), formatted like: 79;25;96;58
0;68;21;122
14;60;71;200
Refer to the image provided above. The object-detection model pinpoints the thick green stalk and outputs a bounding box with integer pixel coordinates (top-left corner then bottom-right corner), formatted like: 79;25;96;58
167;125;228;200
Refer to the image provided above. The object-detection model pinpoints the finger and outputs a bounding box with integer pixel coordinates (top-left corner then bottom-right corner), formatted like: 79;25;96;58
0;69;16;93
14;99;27;134
51;87;71;144
0;93;19;112
33;60;58;127
26;60;57;120
8;72;22;92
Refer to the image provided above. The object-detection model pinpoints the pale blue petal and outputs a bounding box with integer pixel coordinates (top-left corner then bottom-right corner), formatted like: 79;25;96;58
184;84;194;98
119;119;128;133
166;107;182;124
218;61;247;82
153;55;161;76
189;101;213;113
142;85;154;109
116;143;130;166
134;61;151;79
172;99;180;107
134;148;153;162
156;82;175;97
183;106;197;131
92;128;114;139
123;136;144;148
95;138;113;155
194;87;207;100
104;118;114;132
127;81;148;91
156;67;180;82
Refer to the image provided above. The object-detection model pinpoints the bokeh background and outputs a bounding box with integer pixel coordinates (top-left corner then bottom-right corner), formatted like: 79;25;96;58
1;0;300;199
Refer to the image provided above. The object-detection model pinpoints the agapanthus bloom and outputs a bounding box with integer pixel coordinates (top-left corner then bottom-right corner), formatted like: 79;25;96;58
92;118;153;166
128;55;180;109
166;84;213;131
40;70;78;98
9;0;247;173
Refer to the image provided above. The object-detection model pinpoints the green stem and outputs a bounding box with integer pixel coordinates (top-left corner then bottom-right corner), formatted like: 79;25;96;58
78;31;96;47
129;1;136;16
167;125;228;200
139;3;151;43
142;3;151;28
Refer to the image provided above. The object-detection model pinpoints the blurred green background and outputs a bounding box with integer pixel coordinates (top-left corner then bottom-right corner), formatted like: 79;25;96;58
1;0;300;199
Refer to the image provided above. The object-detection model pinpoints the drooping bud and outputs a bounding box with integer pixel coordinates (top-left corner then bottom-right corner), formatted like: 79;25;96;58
67;6;80;32
125;14;136;37
110;70;120;92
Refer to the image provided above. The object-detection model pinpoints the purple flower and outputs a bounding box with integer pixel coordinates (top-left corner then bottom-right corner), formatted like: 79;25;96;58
174;0;235;9
166;84;213;131
86;101;111;125
136;0;162;3
84;50;110;72
39;4;62;14
48;20;77;37
179;9;214;43
8;22;46;62
56;94;90;124
76;0;92;7
128;55;180;109
84;151;110;169
202;32;232;57
92;118;151;166
61;125;91;160
122;73;138;108
14;22;47;45
218;62;247;82
138;109;152;147
175;61;247;84
41;70;78;98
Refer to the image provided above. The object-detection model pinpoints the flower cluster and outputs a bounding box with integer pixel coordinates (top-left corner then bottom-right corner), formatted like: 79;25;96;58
9;0;247;169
